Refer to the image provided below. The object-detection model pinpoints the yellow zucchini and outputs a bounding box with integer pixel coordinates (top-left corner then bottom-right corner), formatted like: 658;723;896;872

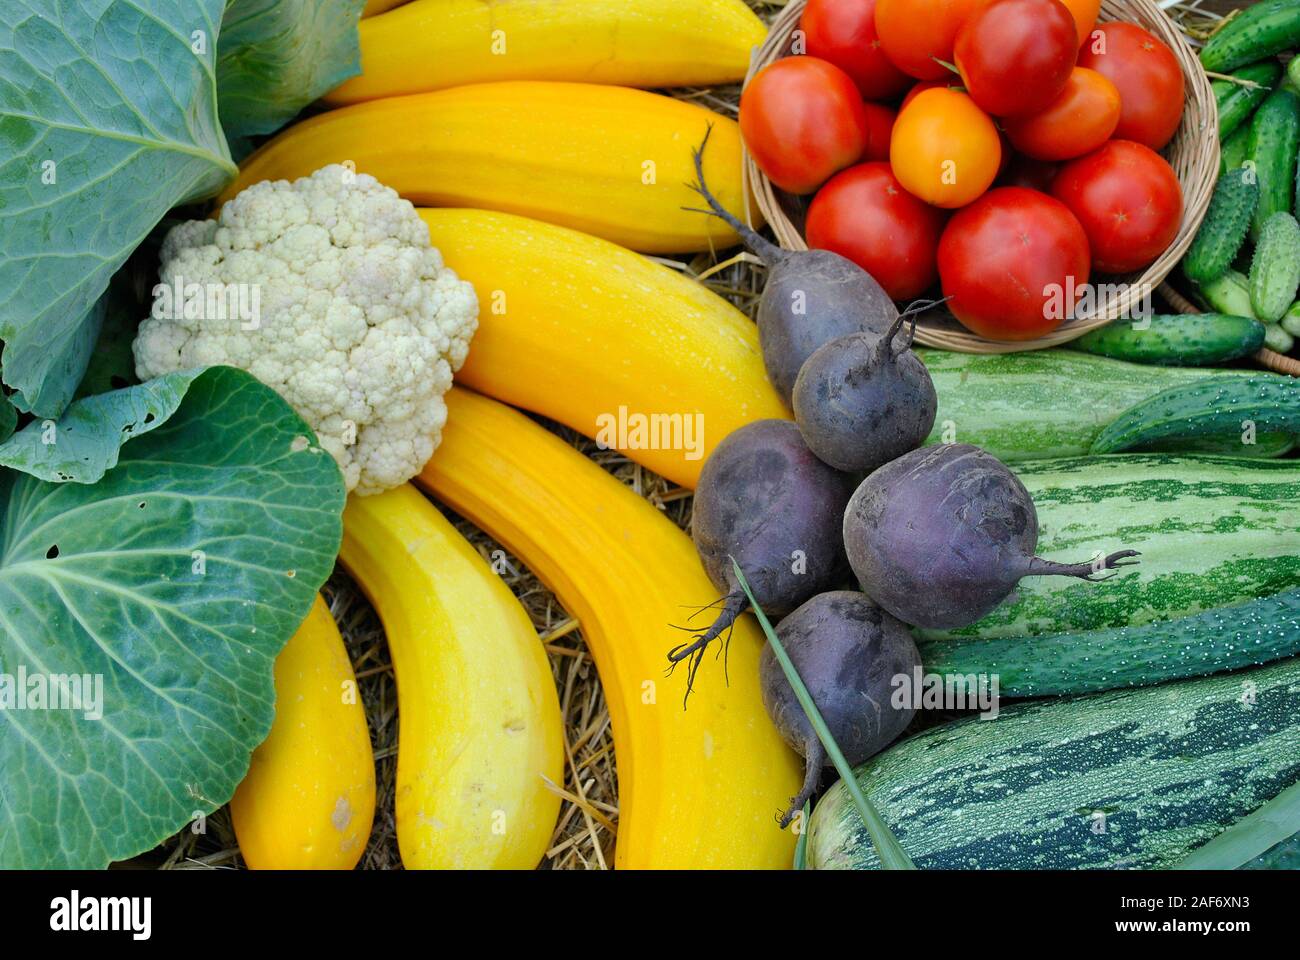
419;208;788;488
222;82;758;253
231;595;376;870
326;0;766;104
417;388;802;869
339;485;563;869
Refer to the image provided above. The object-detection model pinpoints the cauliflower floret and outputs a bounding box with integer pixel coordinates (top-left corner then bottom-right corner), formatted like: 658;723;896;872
133;165;478;495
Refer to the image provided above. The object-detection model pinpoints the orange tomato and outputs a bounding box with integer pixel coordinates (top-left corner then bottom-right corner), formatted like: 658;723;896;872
1059;0;1101;47
875;0;986;80
890;88;1001;208
1003;67;1121;161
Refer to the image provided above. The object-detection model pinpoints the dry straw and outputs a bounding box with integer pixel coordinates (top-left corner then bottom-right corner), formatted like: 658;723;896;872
745;0;1221;353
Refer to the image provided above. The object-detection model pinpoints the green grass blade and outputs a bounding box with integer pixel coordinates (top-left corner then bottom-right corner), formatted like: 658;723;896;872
730;559;915;870
1171;780;1300;870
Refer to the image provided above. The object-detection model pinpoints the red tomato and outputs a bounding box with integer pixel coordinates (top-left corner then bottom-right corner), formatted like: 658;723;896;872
807;162;948;299
875;0;986;81
937;187;1091;340
861;102;898;162
1052;140;1183;273
954;0;1077;117
740;57;869;194
997;154;1060;192
800;0;912;100
1077;22;1185;150
890;88;1001;208
1003;67;1121;161
1060;0;1101;46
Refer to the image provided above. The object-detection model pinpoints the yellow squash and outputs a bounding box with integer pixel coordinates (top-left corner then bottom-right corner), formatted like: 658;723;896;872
419;208;788;489
417;388;802;869
326;0;766;104
339;485;563;869
222;82;758;253
231;595;376;870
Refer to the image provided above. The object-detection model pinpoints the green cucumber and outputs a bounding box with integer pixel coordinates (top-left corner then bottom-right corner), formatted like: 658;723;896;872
1291;54;1300;91
1201;1;1300;73
917;349;1269;462
1242;834;1300;869
919;587;1300;698
1215;61;1283;139
807;656;1300;870
1222;122;1252;175
1184;168;1259;284
1265;323;1296;353
1197;268;1257;317
1070;313;1263;365
1247;87;1300;240
916;454;1300;643
1250;212;1300;321
1283;302;1300;337
1091;375;1300;454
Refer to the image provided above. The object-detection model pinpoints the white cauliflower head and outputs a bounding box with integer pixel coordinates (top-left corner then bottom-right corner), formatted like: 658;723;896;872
133;164;478;495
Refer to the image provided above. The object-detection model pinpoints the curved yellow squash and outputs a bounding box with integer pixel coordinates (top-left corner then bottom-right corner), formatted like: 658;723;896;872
419;208;788;489
417;388;801;869
232;595;376;870
222;82;757;253
339;485;563;869
326;0;766;105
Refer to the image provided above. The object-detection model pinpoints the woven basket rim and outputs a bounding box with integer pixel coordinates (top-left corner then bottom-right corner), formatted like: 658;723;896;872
745;0;1221;354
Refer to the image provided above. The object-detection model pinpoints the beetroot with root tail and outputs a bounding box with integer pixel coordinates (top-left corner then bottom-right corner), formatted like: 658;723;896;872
760;591;920;827
687;127;899;403
842;443;1140;629
670;419;858;693
793;304;938;473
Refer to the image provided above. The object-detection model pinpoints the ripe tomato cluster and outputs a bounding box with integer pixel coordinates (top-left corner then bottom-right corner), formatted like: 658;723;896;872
739;0;1186;341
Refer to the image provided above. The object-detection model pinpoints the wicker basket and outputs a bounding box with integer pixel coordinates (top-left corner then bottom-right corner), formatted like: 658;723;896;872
744;0;1220;353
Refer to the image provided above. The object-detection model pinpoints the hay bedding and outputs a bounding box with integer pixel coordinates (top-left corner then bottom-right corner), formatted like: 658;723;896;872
146;0;1238;869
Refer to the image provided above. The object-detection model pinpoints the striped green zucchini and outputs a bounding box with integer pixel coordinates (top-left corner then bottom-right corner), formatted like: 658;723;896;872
919;587;1300;697
1091;376;1300;455
918;349;1281;462
916;455;1300;643
807;657;1300;870
1242;834;1300;869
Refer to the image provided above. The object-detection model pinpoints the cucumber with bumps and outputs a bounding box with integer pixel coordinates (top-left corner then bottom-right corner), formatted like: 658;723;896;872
1250;212;1300;321
916;454;1300;643
1091;375;1300;455
1197;268;1257;318
919;587;1300;698
808;657;1300;870
1215;61;1282;139
1070;313;1263;365
1184;167;1258;284
1247;87;1300;240
1201;1;1300;73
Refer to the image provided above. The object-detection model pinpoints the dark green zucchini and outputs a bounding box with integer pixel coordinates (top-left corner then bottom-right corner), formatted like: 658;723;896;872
1090;375;1300;455
1201;1;1300;73
1070;313;1263;365
1215;61;1282;139
808;657;1300;870
919;588;1300;698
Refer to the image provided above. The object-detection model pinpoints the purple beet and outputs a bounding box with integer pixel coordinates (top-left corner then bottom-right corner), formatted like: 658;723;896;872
670;419;857;691
760;590;920;826
842;444;1139;629
686;127;898;402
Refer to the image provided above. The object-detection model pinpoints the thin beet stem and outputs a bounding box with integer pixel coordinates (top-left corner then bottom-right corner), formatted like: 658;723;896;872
685;125;782;265
1024;549;1141;582
781;739;826;828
